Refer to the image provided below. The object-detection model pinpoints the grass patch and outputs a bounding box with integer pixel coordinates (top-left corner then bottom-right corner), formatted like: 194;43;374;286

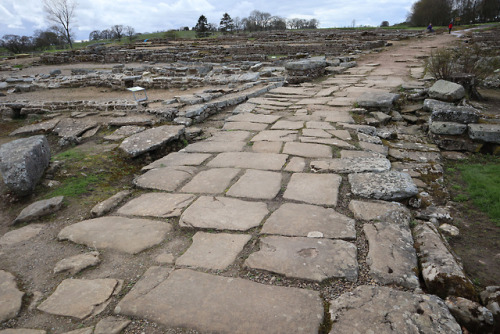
46;174;101;198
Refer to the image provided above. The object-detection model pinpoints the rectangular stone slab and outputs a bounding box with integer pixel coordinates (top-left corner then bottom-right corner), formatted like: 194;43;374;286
180;168;240;194
283;142;333;158
183;141;246;153
284;173;341;206
222;121;268;131
142;152;211;171
115;269;323;334
251;130;298;142
207;152;288;171
226;169;282;200
119;125;185;157
226;113;281;124
117;193;195;218
180;196;268;231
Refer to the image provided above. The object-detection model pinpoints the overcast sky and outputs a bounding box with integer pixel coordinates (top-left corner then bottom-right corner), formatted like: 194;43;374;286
0;0;416;41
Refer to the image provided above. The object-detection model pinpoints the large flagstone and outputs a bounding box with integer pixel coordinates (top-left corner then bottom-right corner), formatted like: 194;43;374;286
251;130;298;142
0;270;24;322
284;173;341;206
117;193;195;218
226;113;281;124
207;152;287;171
283;142;332;158
180;168;240;194
142;152;211;171
183;141;246;153
226;169;282;200
133;166;197;191
348;171;418;200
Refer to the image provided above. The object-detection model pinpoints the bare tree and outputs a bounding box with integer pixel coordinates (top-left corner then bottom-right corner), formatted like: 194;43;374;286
43;0;77;49
111;25;124;41
125;26;135;42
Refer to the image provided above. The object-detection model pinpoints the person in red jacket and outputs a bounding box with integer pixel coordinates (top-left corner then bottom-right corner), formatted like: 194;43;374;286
448;21;453;34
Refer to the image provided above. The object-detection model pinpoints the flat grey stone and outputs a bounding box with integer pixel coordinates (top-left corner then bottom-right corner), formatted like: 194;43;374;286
91;190;132;217
176;232;251;270
359;141;388;155
119;125;185;157
364;222;419;289
38;278;120;319
94;316;130;334
207;152;287;171
324;111;355;123
428;80;465;102
357;91;399;110
302;128;332;138
357;132;382;144
0;135;50;196
271;120;304;130
10;118;60;136
53;251;100;275
328;129;352;140
117;193;195;218
306;121;335;130
445;296;495;334
262;203;355;240
246;236;358;282
348;199;410;221
429;121;468;135
388;148;441;162
0;224;44;247
0;330;46;334
414;222;476;300
53;118;98;138
283;142;332;158
227;169;282;200
206;131;251;142
183;141;246;153
142;152;211;170
339;123;377;136
222;121;267;131
348;171;418;200
468;123;500;144
251;141;283;153
60;327;93;334
181;168;240;194
340;150;383;158
134;166;197;191
13;196;64;225
284;173;341;206
0;270;24;322
300;136;355;149
180;196;268;231
226;113;281;124
251;130;298;142
108;116;154;126
329;286;462;334
104;125;145;141
311;157;390;173
284;157;306;172
116;268;322;334
425;99;480;124
58;216;172;254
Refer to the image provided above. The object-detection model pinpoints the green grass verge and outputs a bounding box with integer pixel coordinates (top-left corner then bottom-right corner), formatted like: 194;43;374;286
456;161;500;225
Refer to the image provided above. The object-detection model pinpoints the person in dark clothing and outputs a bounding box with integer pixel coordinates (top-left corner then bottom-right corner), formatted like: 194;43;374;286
427;23;434;33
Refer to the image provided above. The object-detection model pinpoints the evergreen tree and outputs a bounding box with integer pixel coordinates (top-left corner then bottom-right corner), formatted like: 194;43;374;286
195;15;209;38
219;13;234;33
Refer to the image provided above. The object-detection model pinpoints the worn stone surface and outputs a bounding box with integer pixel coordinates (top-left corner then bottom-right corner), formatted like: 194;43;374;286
284;173;341;206
0;224;44;247
13;196;64;225
445;296;495;334
283;142;332;158
180;168;240;194
246;236;358;282
348;199;410;221
10;118;60;136
206;130;251;142
180;196;268;231
284;157;306;172
226;169;282;200
251;130;298;142
359;141;388;155
0;330;46;334
119;125;184;157
53;251;100;275
222;121;267;131
0;270;24;323
356;91;399;110
348;171;418;200
116;268;323;334
117;193;195;218
364;221;419;289
388;148;441;162
425;99;480;124
176;232;251;270
311;157;390;173
414;222;476;300
104;125;145;141
38;278;120;319
428;79;465;102
0;135;51;196
60;328;93;334
329;286;462;334
91;190;131;217
468;123;500;144
252;141;282;153
226;113;281;124
207;152;288;171
261;203;355;240
58;216;172;254
429;121;468;135
480;286;500;332
182;141;246;153
133;166;197;191
108;116;154;126
340;150;383;159
142;152;211;170
53;118;98;138
300;136;355;149
94;316;131;334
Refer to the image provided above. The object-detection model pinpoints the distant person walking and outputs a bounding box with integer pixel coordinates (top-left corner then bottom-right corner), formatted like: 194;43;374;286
427;23;434;33
448;21;453;34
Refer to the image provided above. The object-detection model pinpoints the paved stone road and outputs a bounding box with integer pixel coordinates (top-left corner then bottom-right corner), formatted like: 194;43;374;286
2;34;467;333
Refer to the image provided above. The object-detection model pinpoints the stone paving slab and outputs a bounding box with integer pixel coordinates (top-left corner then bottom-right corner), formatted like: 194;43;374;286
311;157;391;173
359;141;388;155
176;232;251;270
364;221;419;289
38;279;120;319
119;125;185;157
222;121;267;131
284;157;306;172
12;196;64;225
226;113;281;124
261;203;355;240
251;130;298;142
104;125;145;141
329;286;462;334
271;120;304;130
180;168;240;194
58;216;172;254
349;171;418;200
0;330;46;334
226;169;282;200
207;152;288;171
117;193;195;218
134;166;197;191
300;136;355;149
180;196;268;231
0;224;44;247
10;118;60;136
245;236;358;282
302;128;332;138
283;142;332;158
53;118;98;138
183;141;246;153
284;173;341;206
305;121;335;130
206;130;251;142
142;152;211;171
348;199;410;221
389;148;442;162
53;251;100;275
251;141;282;153
323;111;355;124
340;150;383;158
0;270;24;323
115;268;323;334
